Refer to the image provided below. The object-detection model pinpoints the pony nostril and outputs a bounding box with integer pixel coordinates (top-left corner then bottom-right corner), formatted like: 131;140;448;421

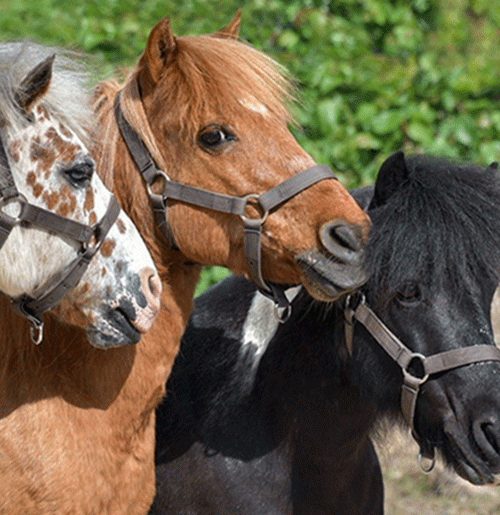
333;226;359;251
147;272;162;301
473;417;500;460
140;268;162;309
132;269;161;333
320;220;363;258
482;423;500;455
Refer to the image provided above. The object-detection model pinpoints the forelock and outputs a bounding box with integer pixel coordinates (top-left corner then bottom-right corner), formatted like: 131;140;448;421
365;156;500;302
151;35;295;136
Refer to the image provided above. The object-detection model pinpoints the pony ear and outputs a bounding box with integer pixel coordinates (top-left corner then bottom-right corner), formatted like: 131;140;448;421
140;17;177;85
15;54;55;115
213;10;241;39
369;151;409;209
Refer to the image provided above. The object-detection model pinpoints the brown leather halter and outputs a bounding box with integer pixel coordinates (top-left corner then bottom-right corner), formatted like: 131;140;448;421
0;134;120;344
114;91;338;320
344;293;500;471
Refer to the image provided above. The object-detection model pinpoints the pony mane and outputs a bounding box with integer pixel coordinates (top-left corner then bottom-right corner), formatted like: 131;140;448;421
0;41;93;145
365;155;500;304
93;34;295;190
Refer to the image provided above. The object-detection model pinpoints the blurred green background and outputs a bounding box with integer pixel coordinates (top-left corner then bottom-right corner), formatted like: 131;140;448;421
3;0;499;293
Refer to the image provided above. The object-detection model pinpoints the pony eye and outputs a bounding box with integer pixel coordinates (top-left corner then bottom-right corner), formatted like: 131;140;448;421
396;283;422;307
63;160;94;187
198;125;235;151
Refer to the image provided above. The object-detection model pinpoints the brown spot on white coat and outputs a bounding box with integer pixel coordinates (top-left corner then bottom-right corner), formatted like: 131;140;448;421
99;239;116;258
84;187;94;213
116;218;126;234
9;140;21;163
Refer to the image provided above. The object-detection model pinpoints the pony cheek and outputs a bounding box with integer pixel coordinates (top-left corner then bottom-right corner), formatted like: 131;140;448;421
167;206;232;264
49;294;92;331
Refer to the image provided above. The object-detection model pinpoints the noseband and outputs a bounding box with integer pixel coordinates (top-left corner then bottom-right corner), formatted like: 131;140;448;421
0;135;120;344
114;92;337;320
344;294;500;471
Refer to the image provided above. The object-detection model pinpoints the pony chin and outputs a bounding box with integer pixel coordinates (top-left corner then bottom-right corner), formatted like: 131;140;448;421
449;457;496;486
83;305;142;349
295;250;368;302
86;322;141;349
439;420;500;486
447;452;500;486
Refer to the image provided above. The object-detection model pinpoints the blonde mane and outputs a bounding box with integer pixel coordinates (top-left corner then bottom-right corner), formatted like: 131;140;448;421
93;34;295;190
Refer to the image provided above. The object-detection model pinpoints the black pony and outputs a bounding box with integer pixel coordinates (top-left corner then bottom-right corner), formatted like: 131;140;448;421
151;151;500;514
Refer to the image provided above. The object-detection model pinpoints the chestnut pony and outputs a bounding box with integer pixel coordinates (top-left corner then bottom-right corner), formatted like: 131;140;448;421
44;12;368;514
0;43;162;513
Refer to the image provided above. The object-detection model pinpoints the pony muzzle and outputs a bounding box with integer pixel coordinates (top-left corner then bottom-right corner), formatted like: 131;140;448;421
113;267;162;336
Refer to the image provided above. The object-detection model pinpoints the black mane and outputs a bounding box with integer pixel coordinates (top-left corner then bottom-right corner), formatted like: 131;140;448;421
364;155;500;306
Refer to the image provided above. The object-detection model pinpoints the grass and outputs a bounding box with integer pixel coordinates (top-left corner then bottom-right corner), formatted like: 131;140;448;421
380;430;500;515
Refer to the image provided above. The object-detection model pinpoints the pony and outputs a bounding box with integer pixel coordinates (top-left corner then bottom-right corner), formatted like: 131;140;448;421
151;151;500;515
0;42;163;513
0;43;161;345
55;12;375;513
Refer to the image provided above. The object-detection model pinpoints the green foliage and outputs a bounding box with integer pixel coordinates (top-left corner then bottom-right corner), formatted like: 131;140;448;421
2;0;499;293
193;266;232;298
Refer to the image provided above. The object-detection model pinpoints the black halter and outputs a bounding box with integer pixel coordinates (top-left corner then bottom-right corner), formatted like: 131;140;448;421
0;134;120;344
344;293;500;472
114;90;338;321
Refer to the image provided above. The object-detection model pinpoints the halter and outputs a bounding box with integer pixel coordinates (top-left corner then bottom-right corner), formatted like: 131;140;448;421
344;293;500;472
0;134;120;344
114;92;337;321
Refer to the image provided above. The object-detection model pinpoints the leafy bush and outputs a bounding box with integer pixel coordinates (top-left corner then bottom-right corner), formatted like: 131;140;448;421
3;0;500;292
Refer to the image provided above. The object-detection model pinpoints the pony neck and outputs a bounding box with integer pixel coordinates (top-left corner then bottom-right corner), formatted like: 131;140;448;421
0;295;133;411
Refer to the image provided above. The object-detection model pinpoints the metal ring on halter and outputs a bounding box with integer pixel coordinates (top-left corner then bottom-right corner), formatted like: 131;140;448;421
80;224;100;255
418;447;436;473
240;194;269;225
0;193;27;223
402;353;429;385
274;302;292;323
345;292;366;314
16;303;44;345
146;170;170;199
29;318;44;345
